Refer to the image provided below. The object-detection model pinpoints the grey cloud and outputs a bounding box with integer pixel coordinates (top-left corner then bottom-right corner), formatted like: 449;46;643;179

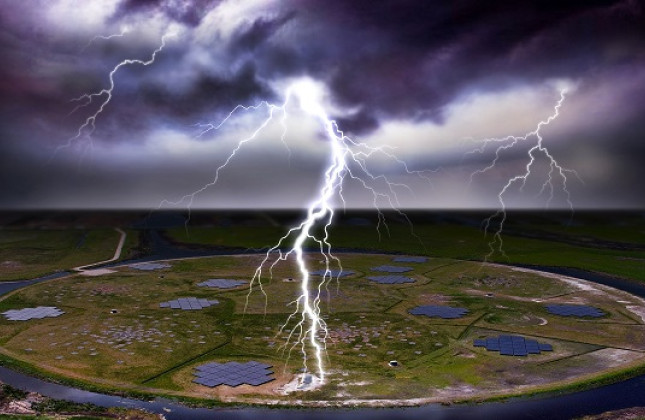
275;0;645;134
113;0;220;26
228;11;297;53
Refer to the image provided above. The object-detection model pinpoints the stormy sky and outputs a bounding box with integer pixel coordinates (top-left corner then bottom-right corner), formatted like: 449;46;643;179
1;0;644;209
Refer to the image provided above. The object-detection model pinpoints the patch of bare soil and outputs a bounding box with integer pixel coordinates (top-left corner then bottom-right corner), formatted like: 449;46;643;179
579;406;645;419
79;268;117;276
432;383;478;398
472;275;521;288
465;288;543;304
627;305;645;323
589;349;644;369
90;284;131;295
0;391;43;415
0;261;22;269
419;293;450;304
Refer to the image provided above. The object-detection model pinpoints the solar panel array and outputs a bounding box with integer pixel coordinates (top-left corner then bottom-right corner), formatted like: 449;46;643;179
130;262;171;271
545;304;605;318
159;297;219;310
474;335;553;356
367;275;415;284
392;256;427;263
193;361;274;387
371;265;413;273
197;279;246;289
3;306;64;321
310;269;355;277
409;305;468;319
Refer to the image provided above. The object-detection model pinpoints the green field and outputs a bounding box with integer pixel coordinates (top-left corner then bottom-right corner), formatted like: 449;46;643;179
0;228;136;282
166;218;645;283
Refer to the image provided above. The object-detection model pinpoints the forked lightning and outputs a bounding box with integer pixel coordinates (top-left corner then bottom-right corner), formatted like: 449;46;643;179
469;88;581;259
58;32;175;159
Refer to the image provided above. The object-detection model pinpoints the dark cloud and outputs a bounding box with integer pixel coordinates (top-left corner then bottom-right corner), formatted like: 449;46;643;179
7;0;640;139
137;63;274;125
0;0;644;208
334;110;379;135
113;0;220;26
261;0;645;133
229;11;296;53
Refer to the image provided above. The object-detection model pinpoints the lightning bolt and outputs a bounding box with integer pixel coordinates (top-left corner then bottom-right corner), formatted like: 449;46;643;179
468;88;583;260
157;78;435;386
55;32;175;160
81;26;131;53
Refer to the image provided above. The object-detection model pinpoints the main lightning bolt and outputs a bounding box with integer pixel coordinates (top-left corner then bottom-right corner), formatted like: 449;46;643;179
162;79;433;385
469;87;582;259
64;36;431;383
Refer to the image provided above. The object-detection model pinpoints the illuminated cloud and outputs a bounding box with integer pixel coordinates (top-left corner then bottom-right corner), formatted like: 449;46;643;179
0;0;643;209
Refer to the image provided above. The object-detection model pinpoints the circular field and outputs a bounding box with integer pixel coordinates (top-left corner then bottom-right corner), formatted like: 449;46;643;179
1;253;645;405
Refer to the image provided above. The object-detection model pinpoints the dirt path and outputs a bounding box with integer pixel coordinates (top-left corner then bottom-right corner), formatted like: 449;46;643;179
74;228;126;275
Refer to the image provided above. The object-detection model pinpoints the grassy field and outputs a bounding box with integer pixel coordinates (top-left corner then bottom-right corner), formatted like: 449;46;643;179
165;220;645;283
1;252;644;403
0;229;136;282
506;212;645;246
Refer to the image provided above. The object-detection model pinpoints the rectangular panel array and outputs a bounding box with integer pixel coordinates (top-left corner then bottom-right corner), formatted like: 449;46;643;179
197;279;247;289
474;335;554;356
408;305;468;319
193;361;275;387
159;297;219;310
310;269;355;277
370;265;413;273
545;304;605;318
3;306;64;321
392;256;427;263
367;275;415;284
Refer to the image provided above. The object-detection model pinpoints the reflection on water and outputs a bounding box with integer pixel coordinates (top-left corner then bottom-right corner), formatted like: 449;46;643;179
0;272;71;296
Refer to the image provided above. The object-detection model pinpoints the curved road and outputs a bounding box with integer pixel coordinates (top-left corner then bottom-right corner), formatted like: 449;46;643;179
74;228;127;272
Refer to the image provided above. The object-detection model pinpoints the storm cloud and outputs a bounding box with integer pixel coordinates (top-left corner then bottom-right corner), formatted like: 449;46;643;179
0;0;644;209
